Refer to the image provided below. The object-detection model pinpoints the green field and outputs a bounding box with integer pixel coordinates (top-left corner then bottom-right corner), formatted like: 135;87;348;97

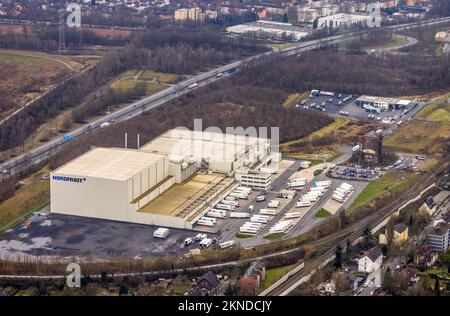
348;171;417;213
110;69;179;94
416;101;450;122
315;208;331;218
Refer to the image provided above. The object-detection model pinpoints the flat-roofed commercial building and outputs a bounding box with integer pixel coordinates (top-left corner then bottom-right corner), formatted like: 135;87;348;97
355;95;414;111
226;20;309;41
50;128;273;229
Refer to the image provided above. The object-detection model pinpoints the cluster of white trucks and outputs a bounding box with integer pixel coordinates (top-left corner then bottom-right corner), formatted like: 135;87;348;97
331;182;354;203
268;219;294;234
287;178;308;190
183;233;235;250
296;180;332;208
196;186;252;227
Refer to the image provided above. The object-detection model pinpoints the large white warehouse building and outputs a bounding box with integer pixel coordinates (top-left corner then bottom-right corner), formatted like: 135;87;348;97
50;128;274;229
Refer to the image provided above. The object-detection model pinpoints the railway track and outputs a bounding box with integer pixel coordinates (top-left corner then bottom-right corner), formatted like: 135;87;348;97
263;159;448;296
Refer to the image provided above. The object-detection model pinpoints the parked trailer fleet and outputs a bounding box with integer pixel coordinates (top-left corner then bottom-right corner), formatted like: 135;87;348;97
268;220;294;234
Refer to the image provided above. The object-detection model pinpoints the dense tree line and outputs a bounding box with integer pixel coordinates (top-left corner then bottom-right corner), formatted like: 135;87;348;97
236;50;450;96
72;83;147;123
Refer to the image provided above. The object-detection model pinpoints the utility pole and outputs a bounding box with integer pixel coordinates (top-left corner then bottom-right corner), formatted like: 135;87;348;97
58;8;66;54
124;133;128;149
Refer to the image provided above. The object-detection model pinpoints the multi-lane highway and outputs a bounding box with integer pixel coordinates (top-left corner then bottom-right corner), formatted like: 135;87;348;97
1;16;450;180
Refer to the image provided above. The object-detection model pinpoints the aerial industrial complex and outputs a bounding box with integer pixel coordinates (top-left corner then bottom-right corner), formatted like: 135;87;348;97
50;128;274;230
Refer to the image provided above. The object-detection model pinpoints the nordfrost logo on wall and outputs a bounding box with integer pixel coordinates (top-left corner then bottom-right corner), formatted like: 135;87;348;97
52;175;86;183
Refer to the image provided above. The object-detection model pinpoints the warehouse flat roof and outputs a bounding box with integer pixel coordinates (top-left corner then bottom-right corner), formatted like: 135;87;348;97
140;128;269;163
52;147;165;181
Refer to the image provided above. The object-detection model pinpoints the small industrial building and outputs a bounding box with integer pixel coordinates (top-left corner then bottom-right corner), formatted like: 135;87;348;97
355;95;414;111
316;13;370;29
50;128;274;229
226;20;309;41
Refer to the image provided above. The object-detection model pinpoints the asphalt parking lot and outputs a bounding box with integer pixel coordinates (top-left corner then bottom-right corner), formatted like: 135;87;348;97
298;94;409;123
328;165;380;181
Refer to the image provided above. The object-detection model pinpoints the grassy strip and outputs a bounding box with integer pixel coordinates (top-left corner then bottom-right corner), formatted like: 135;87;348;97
264;233;285;240
235;233;254;239
315;208;331;218
257;263;298;293
347;171;417;213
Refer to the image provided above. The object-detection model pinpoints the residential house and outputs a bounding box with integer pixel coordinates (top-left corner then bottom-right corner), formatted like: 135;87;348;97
379;223;408;245
188;271;220;296
420;196;437;217
357;246;383;273
415;244;438;268
239;261;265;295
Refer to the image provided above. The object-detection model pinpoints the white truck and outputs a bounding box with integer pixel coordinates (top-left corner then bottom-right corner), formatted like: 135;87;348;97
194;233;207;241
153;228;170;239
221;199;239;207
184;237;193;247
296;201;312;207
200;238;213;248
201;216;217;224
332;194;345;203
188;82;198;89
240;226;259;234
267;200;280;208
259;209;277;216
229;212;250;218
248;205;255;213
285;212;301;219
207;210;227;219
196;219;215;227
219;240;236;249
250;215;270;223
256;195;266;202
215;203;235;211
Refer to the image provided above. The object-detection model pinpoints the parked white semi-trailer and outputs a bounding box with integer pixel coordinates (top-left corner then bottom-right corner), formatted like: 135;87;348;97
235;186;252;193
219;240;236;249
230;212;250;218
267;200;280;208
196;219;215;227
229;192;248;199
335;187;349;197
333;191;346;200
215;203;235;211
300;195;318;202
242;222;262;229
240;227;259;234
260;209;277;216
250;215;270;224
296;201;312;207
207;211;226;219
285;212;301;219
153;228;170;239
201;216;217;224
221;199;239;207
200;238;213;248
332;194;345;203
339;183;353;191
